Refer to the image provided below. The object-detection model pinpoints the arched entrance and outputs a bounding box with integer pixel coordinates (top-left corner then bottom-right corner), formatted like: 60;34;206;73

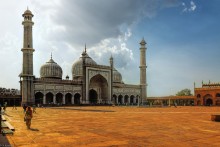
124;95;129;104
35;92;43;105
203;94;213;106
46;92;53;104
89;74;108;104
118;95;123;104
206;98;213;106
113;94;117;104
136;95;140;104
89;89;98;104
130;95;134;104
65;93;72;105
56;93;63;104
74;93;81;104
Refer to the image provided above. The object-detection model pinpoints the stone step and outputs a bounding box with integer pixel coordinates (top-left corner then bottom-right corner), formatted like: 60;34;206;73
4;121;15;131
1;128;14;136
2;115;6;121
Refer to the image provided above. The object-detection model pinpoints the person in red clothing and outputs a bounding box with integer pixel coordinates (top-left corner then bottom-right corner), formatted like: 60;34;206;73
25;106;33;129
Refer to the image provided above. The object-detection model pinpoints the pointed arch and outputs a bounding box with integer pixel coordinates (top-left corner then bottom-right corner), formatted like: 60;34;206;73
35;92;43;104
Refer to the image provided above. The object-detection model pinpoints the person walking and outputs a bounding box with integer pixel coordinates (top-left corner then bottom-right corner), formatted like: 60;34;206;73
25;106;33;129
23;104;27;113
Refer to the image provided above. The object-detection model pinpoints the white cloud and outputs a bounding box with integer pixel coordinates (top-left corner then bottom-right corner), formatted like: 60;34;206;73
0;0;181;90
182;1;197;12
189;1;197;11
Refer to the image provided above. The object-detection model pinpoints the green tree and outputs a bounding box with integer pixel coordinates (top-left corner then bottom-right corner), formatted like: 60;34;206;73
176;88;192;96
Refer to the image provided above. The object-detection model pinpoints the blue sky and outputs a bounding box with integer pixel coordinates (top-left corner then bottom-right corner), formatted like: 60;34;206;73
0;0;219;96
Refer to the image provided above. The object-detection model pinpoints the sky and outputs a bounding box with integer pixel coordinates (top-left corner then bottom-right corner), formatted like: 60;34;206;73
0;0;220;97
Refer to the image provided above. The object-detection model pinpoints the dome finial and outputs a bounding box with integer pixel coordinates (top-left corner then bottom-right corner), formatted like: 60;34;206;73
27;6;29;10
51;52;53;59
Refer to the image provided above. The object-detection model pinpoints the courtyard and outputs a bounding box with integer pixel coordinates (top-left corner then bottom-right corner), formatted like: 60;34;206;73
1;106;220;146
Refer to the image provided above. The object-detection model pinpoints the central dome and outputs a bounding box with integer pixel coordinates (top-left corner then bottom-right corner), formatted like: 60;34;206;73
72;51;97;80
40;58;63;79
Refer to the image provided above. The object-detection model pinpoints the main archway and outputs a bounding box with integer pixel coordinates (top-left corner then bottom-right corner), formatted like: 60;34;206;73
89;74;108;104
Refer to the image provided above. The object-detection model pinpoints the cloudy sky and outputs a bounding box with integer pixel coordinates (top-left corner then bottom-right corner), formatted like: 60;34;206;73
0;0;220;96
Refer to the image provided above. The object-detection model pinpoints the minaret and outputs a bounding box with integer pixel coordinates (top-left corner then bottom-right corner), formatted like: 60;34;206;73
82;44;87;104
20;9;35;105
109;55;113;104
139;38;147;104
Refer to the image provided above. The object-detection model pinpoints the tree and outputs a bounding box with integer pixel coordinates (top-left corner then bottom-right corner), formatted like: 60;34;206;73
176;88;192;96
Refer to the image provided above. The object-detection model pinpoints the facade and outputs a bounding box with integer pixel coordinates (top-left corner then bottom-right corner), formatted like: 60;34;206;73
19;9;147;106
0;87;21;106
194;82;220;106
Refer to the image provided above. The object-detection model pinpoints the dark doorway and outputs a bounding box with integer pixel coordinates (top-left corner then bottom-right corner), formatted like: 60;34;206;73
130;95;134;104
89;89;98;104
113;94;117;104
65;93;72;105
124;95;129;104
35;92;43;105
56;93;63;104
46;92;53;104
74;93;81;104
118;95;123;104
206;98;213;106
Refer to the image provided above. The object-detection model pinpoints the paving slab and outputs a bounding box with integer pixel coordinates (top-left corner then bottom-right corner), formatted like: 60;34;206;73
2;106;220;146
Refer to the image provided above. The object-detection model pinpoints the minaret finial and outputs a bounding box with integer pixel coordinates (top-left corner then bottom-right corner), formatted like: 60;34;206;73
27;6;29;10
51;52;52;59
85;43;87;53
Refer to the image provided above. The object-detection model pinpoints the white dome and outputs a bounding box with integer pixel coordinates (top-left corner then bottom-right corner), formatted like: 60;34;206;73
72;51;97;79
40;58;63;79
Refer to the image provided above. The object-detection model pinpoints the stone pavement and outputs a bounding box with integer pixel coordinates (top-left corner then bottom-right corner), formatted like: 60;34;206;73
2;106;220;146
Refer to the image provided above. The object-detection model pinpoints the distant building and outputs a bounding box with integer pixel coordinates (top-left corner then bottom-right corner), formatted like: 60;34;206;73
0;87;21;106
19;9;148;106
194;82;220;106
147;96;195;106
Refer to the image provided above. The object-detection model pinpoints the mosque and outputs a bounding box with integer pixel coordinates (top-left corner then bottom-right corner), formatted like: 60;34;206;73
19;9;147;106
1;9;220;107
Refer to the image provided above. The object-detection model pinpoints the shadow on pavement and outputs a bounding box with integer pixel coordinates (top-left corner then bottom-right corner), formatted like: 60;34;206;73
50;107;115;112
30;128;39;131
